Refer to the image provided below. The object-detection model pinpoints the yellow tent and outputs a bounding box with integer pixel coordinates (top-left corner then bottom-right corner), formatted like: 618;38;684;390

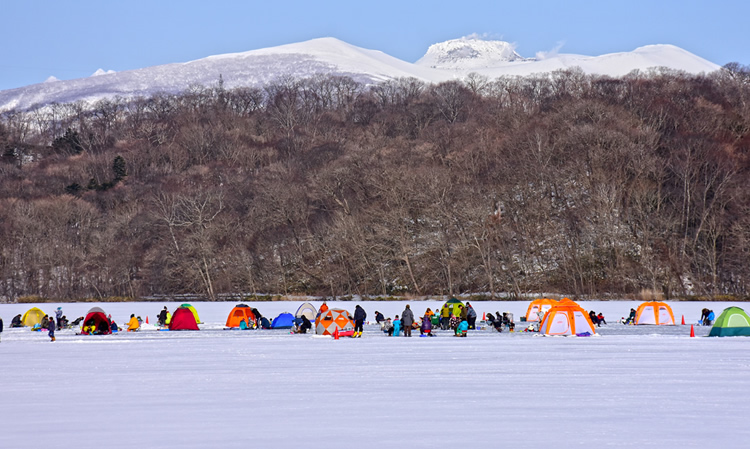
21;307;46;327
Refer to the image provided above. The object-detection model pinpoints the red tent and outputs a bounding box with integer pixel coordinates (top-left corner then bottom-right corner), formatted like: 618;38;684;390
169;306;200;330
81;307;112;335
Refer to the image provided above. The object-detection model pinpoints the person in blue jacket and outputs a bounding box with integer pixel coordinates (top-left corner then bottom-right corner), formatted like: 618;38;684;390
392;315;401;337
455;319;468;337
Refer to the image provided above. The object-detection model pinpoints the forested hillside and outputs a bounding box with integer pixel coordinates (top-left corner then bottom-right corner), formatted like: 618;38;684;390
1;65;749;301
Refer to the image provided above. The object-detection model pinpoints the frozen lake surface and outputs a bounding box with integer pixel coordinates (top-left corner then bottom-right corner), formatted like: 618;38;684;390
2;300;749;448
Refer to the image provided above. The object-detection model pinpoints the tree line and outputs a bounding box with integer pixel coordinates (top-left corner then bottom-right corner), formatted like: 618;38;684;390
1;64;749;301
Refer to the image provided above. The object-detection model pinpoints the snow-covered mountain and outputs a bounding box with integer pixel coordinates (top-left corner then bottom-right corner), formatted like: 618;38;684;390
416;38;529;69
0;37;721;112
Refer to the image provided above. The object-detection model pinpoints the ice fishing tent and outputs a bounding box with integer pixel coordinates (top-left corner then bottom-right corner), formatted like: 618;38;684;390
272;313;295;329
315;308;354;336
180;303;201;324
295;302;317;321
634;301;675;325
524;298;558;322
441;298;464;317
169;306;199;330
539;300;596;336
21;307;46;327
708;307;750;337
81;307;112;335
226;304;256;328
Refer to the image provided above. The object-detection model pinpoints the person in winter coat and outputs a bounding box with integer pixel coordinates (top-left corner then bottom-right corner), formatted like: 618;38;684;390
11;314;22;327
455;319;468;337
589;311;599;325
597;313;606;326
158;307;168;326
353;305;367;338
459;305;467;322
319;302;329;314
420;313;433;336
127;314;140;332
251;308;263;328
449;314;460;332
55;307;63;330
382;318;394;335
0;316;3;343
706;310;715;326
375;311;385;324
48;316;56;342
392;316;401;337
299;315;312;334
401;305;414;337
465;303;477;329
440;306;450;330
41;315;49;330
625;308;636;325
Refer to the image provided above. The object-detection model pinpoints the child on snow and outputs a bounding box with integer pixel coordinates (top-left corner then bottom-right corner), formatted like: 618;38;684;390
382;318;394;336
392;315;401;337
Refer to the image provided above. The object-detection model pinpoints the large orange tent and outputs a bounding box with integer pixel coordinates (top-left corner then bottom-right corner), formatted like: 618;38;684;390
539;299;597;336
315;308;355;336
524;298;558;322
225;304;256;328
634;301;675;325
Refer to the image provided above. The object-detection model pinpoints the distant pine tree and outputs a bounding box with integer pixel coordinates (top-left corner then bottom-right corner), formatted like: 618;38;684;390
113;155;127;180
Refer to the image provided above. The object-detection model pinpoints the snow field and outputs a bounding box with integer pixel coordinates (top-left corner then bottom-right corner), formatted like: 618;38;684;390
1;301;749;448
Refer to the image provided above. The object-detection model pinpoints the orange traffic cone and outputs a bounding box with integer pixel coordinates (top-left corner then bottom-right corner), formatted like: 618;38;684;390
146;316;149;324
681;315;685;325
690;325;695;338
482;312;486;321
333;328;339;340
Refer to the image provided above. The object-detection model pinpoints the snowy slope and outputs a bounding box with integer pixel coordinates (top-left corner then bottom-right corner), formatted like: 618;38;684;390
0;37;721;112
1;300;749;448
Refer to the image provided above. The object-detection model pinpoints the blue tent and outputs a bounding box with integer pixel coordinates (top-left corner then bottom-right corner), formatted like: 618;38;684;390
271;313;295;329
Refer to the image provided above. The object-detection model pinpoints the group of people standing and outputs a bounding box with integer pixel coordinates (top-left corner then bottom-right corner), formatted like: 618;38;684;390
377;303;475;337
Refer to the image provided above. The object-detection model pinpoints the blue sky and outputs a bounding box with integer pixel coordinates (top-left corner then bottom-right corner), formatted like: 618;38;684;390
1;0;748;91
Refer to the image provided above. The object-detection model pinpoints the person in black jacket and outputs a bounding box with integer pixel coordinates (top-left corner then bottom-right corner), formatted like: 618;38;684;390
158;307;168;326
353;305;367;338
11;314;22;328
298;315;312;334
0;316;3;343
374;311;385;324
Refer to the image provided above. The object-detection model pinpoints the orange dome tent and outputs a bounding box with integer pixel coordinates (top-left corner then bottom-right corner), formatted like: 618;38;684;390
226;304;256;328
539;299;597;336
634;301;675;325
524;298;558;322
315;308;354;336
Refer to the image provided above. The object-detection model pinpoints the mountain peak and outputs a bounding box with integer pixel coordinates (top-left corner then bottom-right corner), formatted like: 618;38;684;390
416;37;528;70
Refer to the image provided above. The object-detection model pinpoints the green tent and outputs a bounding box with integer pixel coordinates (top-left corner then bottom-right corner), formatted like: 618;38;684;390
440;297;465;317
708;307;750;337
